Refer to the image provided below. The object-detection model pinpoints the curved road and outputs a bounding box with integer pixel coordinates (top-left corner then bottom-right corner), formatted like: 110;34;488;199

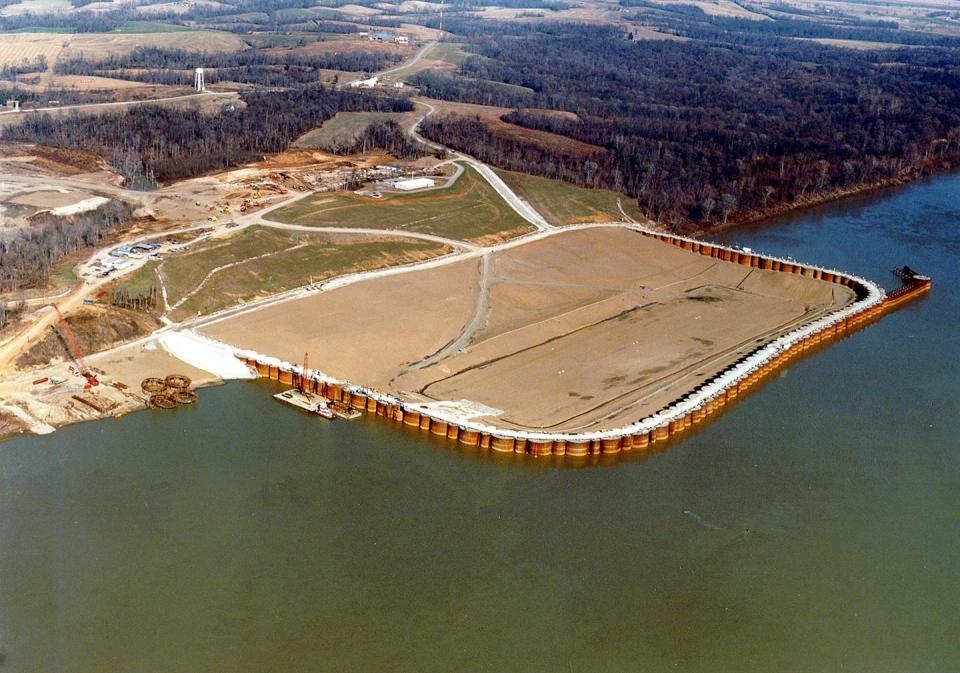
0;41;562;396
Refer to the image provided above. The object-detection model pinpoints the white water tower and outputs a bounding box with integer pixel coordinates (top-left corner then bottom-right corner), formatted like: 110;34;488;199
194;67;205;92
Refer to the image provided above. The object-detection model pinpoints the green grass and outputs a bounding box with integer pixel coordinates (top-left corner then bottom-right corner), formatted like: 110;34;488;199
47;254;80;292
117;21;195;33
9;27;74;33
430;42;472;66
160;227;296;308
295;111;412;149
493;168;647;225
266;164;533;243
113;260;159;296
166;231;446;320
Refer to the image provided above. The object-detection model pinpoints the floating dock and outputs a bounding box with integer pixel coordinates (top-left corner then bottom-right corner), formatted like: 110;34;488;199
274;389;334;417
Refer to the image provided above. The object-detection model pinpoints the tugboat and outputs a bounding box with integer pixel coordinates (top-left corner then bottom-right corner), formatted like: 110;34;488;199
315;398;335;419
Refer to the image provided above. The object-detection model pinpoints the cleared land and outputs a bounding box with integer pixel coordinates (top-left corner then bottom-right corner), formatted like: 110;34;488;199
265;164;534;244
57;31;245;61
423;99;602;159
201;227;856;433
294;111;414;150
494;168;646;225
0;32;63;69
202;258;481;387
159;226;451;320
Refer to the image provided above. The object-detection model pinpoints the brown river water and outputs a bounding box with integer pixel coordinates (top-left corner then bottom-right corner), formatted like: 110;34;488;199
1;173;958;672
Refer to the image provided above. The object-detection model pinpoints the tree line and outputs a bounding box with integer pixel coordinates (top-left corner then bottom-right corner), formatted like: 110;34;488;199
56;46;403;87
2;87;415;184
0;202;130;292
327;120;427;160
416;19;960;228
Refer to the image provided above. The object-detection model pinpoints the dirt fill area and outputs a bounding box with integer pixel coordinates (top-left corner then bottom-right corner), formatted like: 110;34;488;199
15;305;161;370
199;227;855;432
200;257;480;388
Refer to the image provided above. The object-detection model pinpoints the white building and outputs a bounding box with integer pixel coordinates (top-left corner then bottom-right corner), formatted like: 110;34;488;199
348;76;379;89
394;177;435;191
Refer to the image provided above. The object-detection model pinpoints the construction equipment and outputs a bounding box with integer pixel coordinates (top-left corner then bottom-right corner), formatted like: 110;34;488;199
299;352;309;393
52;304;99;390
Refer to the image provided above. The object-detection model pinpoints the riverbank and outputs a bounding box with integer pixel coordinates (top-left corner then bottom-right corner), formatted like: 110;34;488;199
664;162;960;239
0;219;931;453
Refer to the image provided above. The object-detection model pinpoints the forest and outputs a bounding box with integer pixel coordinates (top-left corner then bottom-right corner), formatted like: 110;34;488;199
327;120;427;160
0;202;131;292
56;46;402;87
2;87;414;184
417;18;960;227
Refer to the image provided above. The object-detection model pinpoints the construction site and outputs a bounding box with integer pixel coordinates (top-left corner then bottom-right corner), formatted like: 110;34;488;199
204;224;932;458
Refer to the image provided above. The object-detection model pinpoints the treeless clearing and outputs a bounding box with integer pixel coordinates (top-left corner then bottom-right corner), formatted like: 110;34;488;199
200;227;854;433
628;25;691;42
294;111;415;149
58;31;245;61
50;74;161;89
424;99;603;158
201;257;481;387
644;0;770;20
493;168;646;225
160;226;451;320
0;33;64;69
797;37;914;50
266;164;533;244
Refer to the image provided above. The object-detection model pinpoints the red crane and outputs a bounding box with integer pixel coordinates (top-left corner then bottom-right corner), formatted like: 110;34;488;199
52;304;99;390
299;352;309;393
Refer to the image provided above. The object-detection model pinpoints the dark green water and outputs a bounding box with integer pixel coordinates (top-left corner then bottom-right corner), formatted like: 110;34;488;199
2;174;958;673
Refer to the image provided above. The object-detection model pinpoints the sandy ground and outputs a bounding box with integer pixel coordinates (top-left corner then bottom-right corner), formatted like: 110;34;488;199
0;339;217;435
198;227;854;433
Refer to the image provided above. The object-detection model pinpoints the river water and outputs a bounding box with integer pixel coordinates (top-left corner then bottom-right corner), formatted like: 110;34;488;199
1;174;958;673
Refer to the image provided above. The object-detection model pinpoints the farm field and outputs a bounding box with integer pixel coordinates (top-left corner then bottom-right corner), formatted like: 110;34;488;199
265;164;534;244
493;168;647;225
0;32;63;68
294;111;414;150
158;226;450;320
0;30;243;69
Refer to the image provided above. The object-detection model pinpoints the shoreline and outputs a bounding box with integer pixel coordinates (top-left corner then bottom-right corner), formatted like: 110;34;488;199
225;225;931;460
668;163;958;238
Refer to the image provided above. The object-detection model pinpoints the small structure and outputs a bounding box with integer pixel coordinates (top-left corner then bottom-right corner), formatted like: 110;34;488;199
348;76;379;89
4;99;20;111
194;67;205;92
394;177;435;191
395;35;409;44
369;31;394;41
393;81;405;89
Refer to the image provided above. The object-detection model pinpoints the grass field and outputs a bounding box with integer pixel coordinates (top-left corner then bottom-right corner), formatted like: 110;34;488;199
266;164;534;244
160;227;450;320
385;41;471;80
0;33;63;68
160;227;298;308
117;21;196;33
111;260;160;296
493;168;647;225
295;111;413;150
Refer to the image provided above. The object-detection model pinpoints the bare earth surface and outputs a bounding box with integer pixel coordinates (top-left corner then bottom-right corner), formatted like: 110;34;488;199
200;227;854;433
